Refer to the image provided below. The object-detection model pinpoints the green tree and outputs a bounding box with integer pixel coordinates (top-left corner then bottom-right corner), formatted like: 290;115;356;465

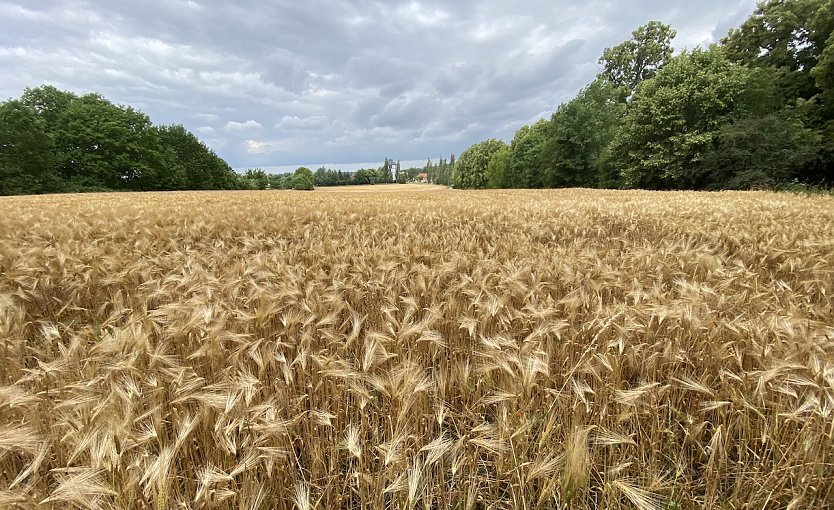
541;79;627;188
396;163;408;183
606;46;755;189
2;85;237;193
21;85;76;128
243;168;270;189
722;0;834;184
376;158;393;183
0;100;62;195
452;139;507;189
722;0;833;103
501;120;548;188
156;124;236;190
353;169;374;184
54;93;166;190
701;113;820;188
424;158;435;183
314;166;329;186
486;145;511;188
266;172;289;189
444;153;455;185
154;144;188;190
813;28;834;116
291;166;315;190
599;21;677;95
809;7;834;181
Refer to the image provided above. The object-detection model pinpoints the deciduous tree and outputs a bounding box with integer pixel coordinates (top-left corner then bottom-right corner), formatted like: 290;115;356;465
291;166;315;190
0;100;61;195
453;139;507;189
598;21;676;95
156;124;236;190
607;47;753;189
54;93;165;190
541;79;626;188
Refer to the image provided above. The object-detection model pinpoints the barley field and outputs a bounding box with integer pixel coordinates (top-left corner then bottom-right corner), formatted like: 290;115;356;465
1;188;833;510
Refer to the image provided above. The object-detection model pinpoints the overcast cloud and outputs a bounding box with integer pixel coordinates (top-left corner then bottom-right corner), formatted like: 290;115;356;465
1;0;757;171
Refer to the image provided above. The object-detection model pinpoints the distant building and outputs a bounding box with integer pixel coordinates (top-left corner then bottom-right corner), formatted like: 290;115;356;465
416;172;429;183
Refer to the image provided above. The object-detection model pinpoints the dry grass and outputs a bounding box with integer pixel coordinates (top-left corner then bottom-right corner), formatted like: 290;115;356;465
0;188;832;509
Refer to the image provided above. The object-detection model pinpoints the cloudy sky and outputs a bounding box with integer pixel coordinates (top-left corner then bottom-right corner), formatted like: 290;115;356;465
1;0;757;172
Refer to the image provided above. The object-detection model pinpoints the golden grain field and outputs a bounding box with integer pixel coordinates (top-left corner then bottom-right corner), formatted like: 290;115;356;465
1;188;833;510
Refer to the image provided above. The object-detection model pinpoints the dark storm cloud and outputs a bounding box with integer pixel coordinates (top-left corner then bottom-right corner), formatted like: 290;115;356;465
0;0;757;168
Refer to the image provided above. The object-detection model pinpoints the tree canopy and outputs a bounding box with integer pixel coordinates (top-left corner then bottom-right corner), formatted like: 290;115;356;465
0;85;238;195
543;79;626;188
0;100;60;195
607;47;756;189
290;167;315;190
598;21;677;95
453;139;507;189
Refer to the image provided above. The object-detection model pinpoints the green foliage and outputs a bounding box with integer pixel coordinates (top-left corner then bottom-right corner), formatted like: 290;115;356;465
353;169;376;184
376;158;393;183
427;155;455;185
0;85;237;195
269;173;290;189
541;79;627;188
396;168;409;183
606;47;755;189
21;85;75;126
403;167;422;181
486;145;511;188
598;21;677;94
701;113;820;188
241;168;270;190
48;93;164;190
506;119;549;188
453;139;507;189
156;124;236;190
313;166;369;186
291;166;315;190
722;0;832;103
0;100;61;195
721;0;833;183
456;6;833;191
395;160;404;183
596;145;623;189
811;24;834;125
813;31;834;91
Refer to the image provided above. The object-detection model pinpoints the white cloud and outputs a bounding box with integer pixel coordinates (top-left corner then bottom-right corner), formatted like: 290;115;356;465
245;138;297;154
225;120;264;134
274;115;330;131
193;113;220;122
397;2;450;27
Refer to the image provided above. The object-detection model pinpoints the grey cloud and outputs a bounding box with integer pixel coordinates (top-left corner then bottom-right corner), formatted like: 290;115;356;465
260;48;315;94
1;0;758;168
274;115;330;131
344;54;424;97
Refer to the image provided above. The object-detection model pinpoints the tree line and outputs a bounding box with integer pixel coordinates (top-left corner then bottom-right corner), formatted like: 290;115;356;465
0;85;242;194
453;0;834;191
238;157;440;190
